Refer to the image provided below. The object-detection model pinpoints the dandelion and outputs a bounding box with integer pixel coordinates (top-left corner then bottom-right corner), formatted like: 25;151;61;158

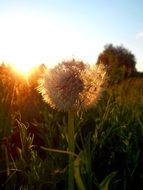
37;59;107;190
37;60;106;112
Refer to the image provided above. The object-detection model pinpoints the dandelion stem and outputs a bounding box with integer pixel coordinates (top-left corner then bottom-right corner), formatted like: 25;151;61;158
68;109;75;190
74;152;86;190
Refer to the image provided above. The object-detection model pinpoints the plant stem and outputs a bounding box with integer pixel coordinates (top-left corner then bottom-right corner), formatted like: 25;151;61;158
74;152;86;190
68;109;75;190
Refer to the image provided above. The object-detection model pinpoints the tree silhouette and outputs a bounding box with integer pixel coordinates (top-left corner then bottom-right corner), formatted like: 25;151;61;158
96;44;137;84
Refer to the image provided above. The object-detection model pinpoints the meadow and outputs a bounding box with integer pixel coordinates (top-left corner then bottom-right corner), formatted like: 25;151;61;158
0;63;143;190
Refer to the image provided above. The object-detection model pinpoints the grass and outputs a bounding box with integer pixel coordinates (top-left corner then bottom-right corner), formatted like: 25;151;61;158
0;64;143;189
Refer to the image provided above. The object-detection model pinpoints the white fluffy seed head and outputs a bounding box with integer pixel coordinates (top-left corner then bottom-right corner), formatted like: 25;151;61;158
37;60;107;112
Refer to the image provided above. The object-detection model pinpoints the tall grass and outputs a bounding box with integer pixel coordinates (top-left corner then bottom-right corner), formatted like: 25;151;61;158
0;65;143;190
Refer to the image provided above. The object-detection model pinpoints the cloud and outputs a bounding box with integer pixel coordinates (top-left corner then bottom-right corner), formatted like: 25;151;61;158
136;32;143;38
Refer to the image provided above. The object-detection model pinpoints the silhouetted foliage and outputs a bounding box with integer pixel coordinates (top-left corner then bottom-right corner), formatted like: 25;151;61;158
97;44;137;84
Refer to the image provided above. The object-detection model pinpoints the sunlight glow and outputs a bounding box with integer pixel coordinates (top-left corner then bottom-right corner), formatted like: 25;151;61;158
0;11;59;73
0;10;98;74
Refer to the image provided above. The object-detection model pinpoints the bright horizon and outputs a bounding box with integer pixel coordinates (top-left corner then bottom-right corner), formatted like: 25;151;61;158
0;0;143;73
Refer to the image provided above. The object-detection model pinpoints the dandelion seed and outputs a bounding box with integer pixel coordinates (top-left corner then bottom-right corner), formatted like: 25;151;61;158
37;60;107;111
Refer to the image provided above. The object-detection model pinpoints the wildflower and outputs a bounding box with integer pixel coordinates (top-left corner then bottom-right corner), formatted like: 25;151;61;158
37;60;106;111
37;59;107;190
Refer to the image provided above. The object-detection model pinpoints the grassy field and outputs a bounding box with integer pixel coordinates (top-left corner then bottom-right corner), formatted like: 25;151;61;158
0;64;143;190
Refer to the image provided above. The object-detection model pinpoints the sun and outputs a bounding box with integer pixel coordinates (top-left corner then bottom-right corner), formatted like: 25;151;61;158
12;61;36;75
0;11;71;74
9;49;42;75
0;9;97;75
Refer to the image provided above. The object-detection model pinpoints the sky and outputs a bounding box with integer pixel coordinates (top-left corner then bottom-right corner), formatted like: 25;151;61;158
0;0;143;72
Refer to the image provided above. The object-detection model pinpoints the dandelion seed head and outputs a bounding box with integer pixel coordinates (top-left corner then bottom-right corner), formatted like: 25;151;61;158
79;63;107;109
38;60;86;111
37;60;107;111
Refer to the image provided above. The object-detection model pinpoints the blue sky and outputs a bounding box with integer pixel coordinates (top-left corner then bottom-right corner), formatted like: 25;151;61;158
0;0;143;72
